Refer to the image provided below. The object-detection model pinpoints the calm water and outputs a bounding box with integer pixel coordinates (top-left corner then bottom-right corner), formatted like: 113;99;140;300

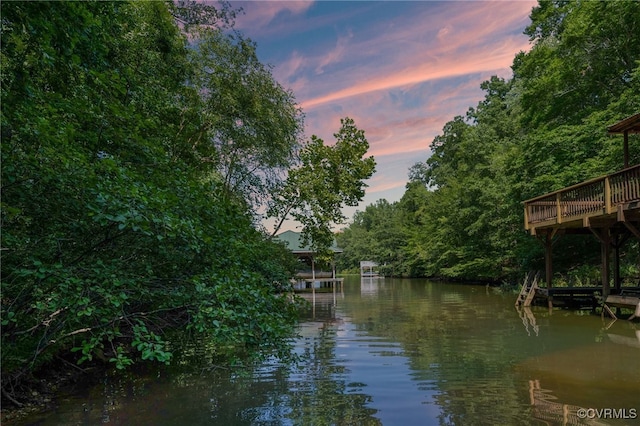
15;278;640;425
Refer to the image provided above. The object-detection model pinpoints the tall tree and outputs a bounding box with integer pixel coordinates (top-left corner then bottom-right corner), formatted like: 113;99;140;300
269;118;376;252
188;28;304;208
514;0;640;127
336;199;406;275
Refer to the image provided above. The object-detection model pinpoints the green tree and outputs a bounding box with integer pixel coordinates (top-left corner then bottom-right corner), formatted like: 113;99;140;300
336;199;406;276
1;1;303;404
514;0;640;127
187;27;304;208
269;117;376;253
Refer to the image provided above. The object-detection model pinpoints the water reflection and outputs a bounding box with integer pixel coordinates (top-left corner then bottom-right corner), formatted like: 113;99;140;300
13;277;640;426
606;329;640;348
528;379;608;426
514;310;640;426
360;277;382;297
517;306;540;336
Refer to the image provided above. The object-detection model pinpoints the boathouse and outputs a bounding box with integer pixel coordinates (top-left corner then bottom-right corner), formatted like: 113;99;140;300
360;261;379;277
523;113;640;308
275;230;343;287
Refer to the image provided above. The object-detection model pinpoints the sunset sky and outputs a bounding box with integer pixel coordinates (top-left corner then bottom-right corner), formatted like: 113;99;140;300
228;0;537;232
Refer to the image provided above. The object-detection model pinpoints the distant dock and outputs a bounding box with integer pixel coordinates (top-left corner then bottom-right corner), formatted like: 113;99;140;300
360;260;380;277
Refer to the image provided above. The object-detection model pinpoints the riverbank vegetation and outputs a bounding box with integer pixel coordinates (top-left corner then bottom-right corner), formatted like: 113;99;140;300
336;0;640;283
1;1;374;408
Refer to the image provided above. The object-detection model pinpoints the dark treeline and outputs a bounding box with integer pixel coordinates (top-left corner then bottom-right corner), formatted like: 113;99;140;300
1;1;375;405
337;0;640;283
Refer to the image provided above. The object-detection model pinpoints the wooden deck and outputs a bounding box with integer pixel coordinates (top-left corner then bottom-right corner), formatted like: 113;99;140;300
302;277;344;287
536;286;640;308
525;112;640;236
522;164;640;306
524;164;640;235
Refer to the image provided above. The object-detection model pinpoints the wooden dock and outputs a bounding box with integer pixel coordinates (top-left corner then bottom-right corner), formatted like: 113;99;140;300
302;277;344;288
602;293;640;320
360;260;380;277
518;279;640;310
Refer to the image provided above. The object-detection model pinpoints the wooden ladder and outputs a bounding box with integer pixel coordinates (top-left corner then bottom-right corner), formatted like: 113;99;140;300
515;271;540;307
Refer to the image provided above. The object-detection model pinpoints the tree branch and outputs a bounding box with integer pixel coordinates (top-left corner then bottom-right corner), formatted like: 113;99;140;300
1;386;23;407
12;308;66;336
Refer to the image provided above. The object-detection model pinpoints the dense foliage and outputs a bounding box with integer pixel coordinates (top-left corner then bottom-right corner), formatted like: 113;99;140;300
1;1;374;404
337;0;640;282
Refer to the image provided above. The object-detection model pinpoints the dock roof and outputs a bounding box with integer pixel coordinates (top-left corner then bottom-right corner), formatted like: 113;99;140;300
275;230;343;254
608;112;640;134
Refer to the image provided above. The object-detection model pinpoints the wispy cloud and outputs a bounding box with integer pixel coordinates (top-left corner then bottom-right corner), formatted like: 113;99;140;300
314;30;353;75
296;2;533;110
229;0;536;228
232;1;315;33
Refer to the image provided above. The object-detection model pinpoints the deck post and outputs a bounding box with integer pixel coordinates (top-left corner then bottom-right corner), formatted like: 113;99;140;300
604;176;612;214
542;230;558;309
624;130;629;169
311;257;316;305
613;231;623;292
601;231;611;297
332;261;336;280
544;239;553;309
598;227;611;297
614;233;620;292
589;226;612;297
333;279;336;306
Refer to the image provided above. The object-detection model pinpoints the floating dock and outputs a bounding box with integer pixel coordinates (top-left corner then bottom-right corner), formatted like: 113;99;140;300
603;293;640;320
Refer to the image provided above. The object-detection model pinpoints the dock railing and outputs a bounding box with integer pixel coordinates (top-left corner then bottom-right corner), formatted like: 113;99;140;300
524;164;640;230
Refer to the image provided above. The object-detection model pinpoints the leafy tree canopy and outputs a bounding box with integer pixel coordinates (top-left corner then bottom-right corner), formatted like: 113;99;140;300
337;0;640;283
1;0;318;404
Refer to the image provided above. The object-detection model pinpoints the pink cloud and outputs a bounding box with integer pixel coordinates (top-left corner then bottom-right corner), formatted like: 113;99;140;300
302;73;494;159
315;30;353;74
232;0;537;227
366;175;408;194
292;1;533;110
232;1;314;33
300;39;529;110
